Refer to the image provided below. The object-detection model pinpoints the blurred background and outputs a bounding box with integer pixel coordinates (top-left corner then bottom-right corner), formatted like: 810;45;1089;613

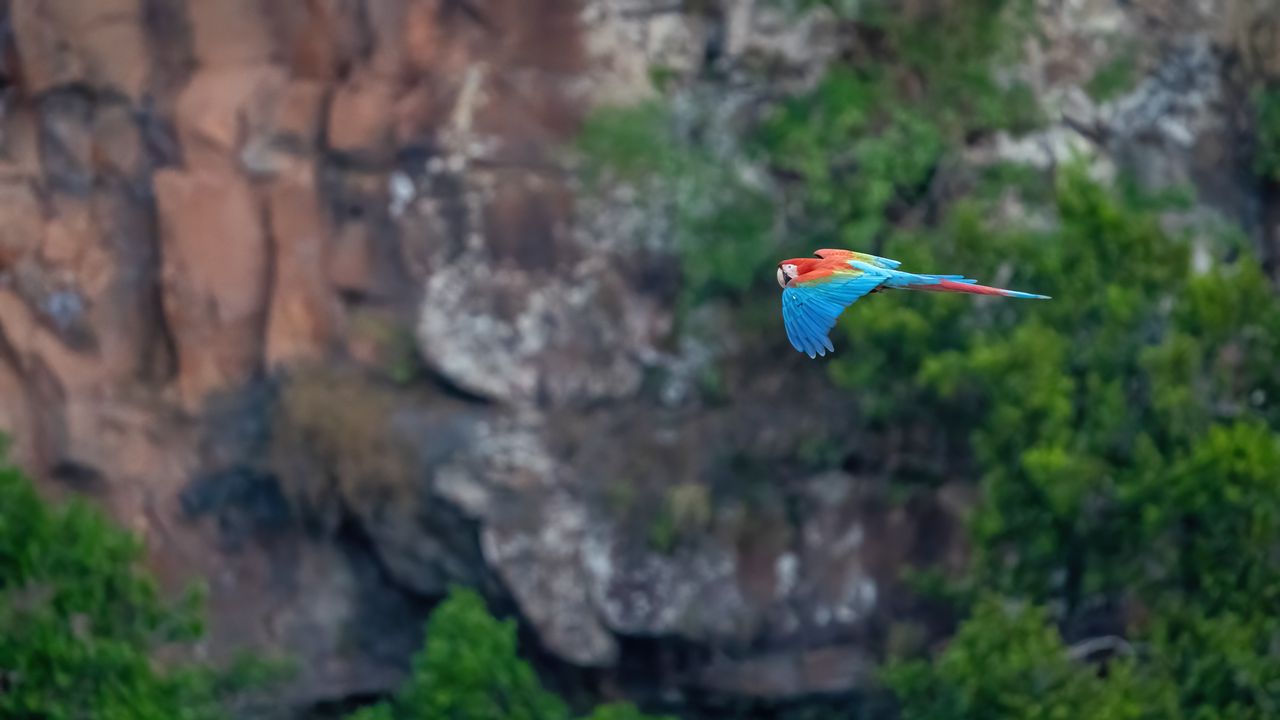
2;0;1279;718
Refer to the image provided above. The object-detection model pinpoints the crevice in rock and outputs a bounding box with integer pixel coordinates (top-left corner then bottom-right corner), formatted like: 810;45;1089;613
36;85;96;197
419;364;497;406
0;324;43;467
136;96;185;171
305;691;388;720
49;458;107;493
442;0;497;34
1262;180;1280;282
611;632;715;707
258;185;281;370
17;354;67;480
141;0;196;96
138;187;180;384
179;465;293;552
347;0;378;76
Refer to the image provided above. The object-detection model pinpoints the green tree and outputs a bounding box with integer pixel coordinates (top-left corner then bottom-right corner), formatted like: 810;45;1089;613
578;0;1280;716
348;587;671;720
869;167;1280;718
0;446;268;720
885;596;1168;720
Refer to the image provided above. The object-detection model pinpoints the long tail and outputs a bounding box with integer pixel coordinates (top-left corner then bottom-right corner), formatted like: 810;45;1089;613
890;273;1050;299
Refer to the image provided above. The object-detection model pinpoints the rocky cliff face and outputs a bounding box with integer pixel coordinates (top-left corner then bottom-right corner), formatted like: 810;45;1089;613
0;0;1273;716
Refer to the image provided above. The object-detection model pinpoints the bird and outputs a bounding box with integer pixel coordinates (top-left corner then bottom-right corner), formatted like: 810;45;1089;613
777;248;1050;358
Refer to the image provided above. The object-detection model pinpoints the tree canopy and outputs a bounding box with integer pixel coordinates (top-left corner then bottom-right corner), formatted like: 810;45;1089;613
0;449;262;720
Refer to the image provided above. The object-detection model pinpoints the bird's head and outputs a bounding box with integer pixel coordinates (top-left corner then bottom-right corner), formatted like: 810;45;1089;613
777;263;799;288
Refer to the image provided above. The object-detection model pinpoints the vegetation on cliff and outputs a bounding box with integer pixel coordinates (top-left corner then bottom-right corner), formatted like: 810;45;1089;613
580;0;1280;716
0;448;278;719
0;453;667;720
879;168;1280;719
347;587;668;720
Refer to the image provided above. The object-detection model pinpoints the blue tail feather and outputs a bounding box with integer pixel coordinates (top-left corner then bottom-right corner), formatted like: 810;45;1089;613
882;270;976;287
996;289;1051;299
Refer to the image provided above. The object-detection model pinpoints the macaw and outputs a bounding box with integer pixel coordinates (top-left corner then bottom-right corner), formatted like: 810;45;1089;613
777;248;1049;358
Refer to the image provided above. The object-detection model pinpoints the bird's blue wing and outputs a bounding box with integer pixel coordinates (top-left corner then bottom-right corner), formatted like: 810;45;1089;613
781;272;886;358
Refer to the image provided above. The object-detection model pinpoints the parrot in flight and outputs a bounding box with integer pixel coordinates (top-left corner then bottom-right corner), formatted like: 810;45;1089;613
777;248;1050;358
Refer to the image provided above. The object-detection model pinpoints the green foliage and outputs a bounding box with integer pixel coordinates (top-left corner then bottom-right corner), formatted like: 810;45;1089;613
838;163;1280;716
861;0;1041;135
576;100;777;308
945;171;1276;607
1128;422;1280;616
348;308;426;385
576;102;678;184
745;21;1280;708
583;703;675;720
1086;44;1140;103
0;447;273;720
756;0;1038;252
1252;84;1280;182
1146;605;1280;719
759;69;944;249
348;587;672;720
270;365;418;534
647;483;712;554
348;586;567;720
886;596;1167;720
578;0;1280;717
576;0;1039;315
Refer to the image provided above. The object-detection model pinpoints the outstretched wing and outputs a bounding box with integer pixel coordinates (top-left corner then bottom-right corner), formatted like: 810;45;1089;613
781;271;886;358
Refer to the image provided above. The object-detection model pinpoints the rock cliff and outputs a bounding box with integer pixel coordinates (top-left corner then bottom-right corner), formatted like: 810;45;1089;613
0;0;1273;715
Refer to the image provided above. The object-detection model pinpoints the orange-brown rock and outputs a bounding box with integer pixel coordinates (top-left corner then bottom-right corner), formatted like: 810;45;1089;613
327;222;376;294
80;190;163;379
1;109;44;178
188;0;275;68
0;179;44;268
0;283;106;397
272;80;329;149
271;0;364;80
327;72;399;160
174;66;289;173
393;84;439;145
487;0;583;75
70;0;151;101
42;194;98;278
153;169;268;411
11;0;150;100
0;356;36;468
10;0;83;94
405;0;444;75
265;163;341;367
363;0;411;80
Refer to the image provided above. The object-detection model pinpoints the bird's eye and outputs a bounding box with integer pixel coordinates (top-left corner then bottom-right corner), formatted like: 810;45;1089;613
777;267;787;288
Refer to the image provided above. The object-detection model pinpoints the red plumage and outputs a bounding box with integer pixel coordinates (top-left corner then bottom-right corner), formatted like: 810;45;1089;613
903;278;1026;297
